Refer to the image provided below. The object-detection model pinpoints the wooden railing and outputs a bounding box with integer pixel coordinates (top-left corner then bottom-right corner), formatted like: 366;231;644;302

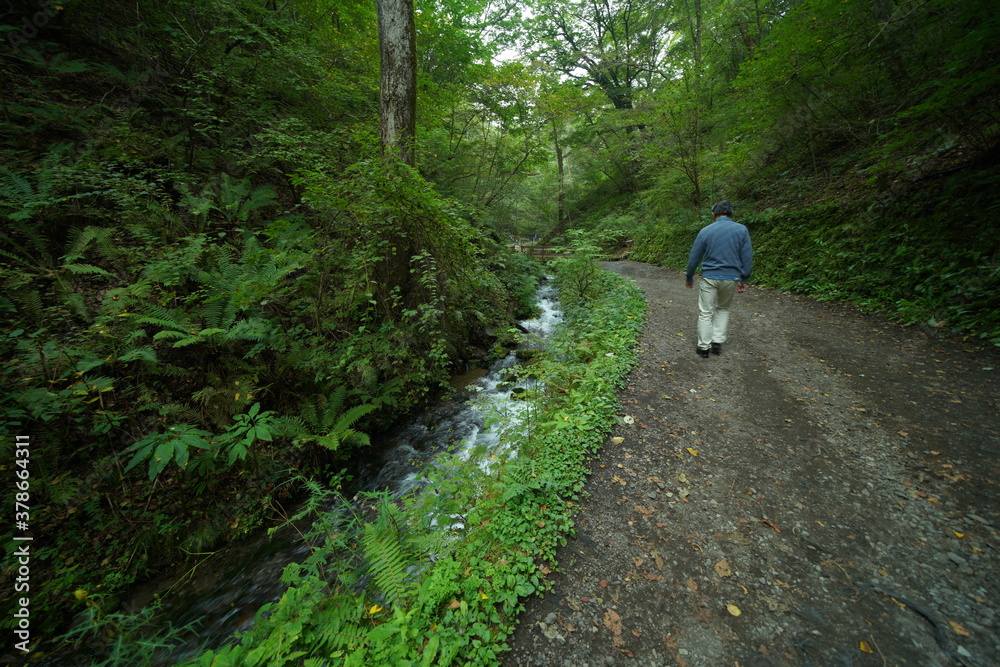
519;244;569;263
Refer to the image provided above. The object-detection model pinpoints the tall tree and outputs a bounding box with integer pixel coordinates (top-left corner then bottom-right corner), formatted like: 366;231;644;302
378;0;418;165
523;0;671;111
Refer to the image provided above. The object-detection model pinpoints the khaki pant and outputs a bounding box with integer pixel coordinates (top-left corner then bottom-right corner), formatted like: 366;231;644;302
697;277;737;350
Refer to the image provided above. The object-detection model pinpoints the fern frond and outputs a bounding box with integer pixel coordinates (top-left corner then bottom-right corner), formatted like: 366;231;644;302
0;166;35;199
63;263;113;277
327;386;347;417
333;403;378;433
224;317;270;342
117;347;158;364
361;500;414;607
137;316;186;330
65;225;113;259
152;330;189;341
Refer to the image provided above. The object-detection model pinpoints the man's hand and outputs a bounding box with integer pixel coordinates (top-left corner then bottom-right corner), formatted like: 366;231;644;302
737;282;748;293
685;280;694;289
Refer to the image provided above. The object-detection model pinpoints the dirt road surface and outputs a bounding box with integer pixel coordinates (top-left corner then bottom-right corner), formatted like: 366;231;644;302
503;260;999;667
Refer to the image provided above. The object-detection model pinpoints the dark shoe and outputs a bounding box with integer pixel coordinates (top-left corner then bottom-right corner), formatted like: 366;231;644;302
696;347;710;358
711;343;722;355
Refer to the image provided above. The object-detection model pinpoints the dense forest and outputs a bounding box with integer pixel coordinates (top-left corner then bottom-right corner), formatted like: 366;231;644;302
1;0;997;664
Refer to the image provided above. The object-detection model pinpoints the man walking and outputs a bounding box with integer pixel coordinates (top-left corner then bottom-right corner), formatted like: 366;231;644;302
685;201;753;358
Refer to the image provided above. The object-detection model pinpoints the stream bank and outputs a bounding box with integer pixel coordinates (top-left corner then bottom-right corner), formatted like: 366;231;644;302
106;283;564;665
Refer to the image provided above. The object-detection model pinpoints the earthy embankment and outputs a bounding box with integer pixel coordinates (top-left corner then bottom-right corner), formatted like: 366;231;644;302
503;260;999;667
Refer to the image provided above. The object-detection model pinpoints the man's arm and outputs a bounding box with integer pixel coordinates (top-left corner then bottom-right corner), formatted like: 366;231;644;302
739;228;753;285
685;232;706;285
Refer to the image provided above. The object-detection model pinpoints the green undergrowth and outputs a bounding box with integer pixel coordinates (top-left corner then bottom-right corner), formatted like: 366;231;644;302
630;166;1000;345
178;259;646;666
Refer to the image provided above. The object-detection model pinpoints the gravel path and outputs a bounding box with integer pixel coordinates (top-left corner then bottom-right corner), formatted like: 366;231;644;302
502;260;999;667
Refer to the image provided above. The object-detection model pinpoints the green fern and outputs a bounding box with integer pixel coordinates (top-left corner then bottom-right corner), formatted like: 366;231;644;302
296;389;379;452
62;263;113;277
217;173;277;223
361;499;416;607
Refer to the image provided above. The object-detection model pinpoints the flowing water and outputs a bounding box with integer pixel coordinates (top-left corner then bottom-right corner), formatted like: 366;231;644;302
60;283;563;665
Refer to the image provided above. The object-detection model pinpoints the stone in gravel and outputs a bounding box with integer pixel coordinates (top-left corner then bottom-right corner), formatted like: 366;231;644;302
947;552;968;567
546;612;558;625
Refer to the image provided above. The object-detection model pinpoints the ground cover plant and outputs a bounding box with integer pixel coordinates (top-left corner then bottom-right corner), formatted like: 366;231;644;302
178;257;646;666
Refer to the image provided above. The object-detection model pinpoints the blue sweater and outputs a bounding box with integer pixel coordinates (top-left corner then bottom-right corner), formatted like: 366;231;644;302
685;217;753;283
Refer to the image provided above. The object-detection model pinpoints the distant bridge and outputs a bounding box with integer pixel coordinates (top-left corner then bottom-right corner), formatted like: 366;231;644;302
515;244;570;263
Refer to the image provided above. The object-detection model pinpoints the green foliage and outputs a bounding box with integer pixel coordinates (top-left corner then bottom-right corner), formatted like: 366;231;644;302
0;0;544;647
549;230;619;304
124;423;213;481
293;388;378;453
184;267;646;665
57;598;201;667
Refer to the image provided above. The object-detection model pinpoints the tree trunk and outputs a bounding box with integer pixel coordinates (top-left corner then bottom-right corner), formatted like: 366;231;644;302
376;0;417;166
553;120;565;229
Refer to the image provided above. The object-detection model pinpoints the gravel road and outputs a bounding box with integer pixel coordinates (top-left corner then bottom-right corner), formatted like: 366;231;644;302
502;260;999;667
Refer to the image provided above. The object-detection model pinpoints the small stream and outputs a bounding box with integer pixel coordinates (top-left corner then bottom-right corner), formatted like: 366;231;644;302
73;283;563;665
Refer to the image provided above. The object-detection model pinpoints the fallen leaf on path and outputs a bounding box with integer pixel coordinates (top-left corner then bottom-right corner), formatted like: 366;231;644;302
604;609;624;646
633;557;644;567
859;640;874;653
612;475;627;485
714;558;733;578
642;573;662;581
949;621;971;637
687;577;698;592
599;580;608;588
686;447;699;456
726;604;742;616
611;437;625;445
632;629;641;637
762;519;781;533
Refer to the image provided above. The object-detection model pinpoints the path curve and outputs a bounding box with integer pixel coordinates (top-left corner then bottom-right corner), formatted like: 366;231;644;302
503;260;999;667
